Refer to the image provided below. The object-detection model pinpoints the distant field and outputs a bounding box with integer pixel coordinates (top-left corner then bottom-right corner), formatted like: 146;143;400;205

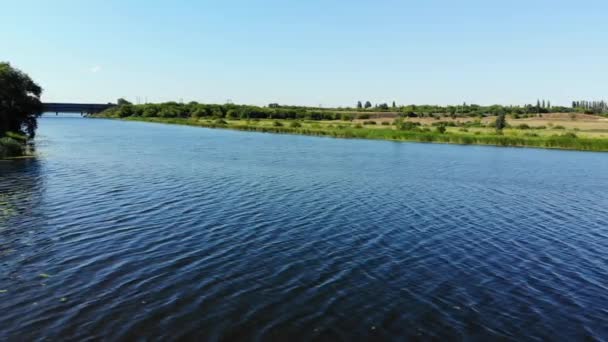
352;113;608;139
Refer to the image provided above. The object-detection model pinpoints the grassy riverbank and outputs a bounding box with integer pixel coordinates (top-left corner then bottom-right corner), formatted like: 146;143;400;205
101;116;608;152
0;132;28;159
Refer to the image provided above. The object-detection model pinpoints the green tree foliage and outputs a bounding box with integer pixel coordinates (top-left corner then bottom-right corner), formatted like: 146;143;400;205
357;101;362;109
117;98;132;106
0;62;43;137
495;111;507;131
97;99;590;123
436;124;447;134
571;100;608;114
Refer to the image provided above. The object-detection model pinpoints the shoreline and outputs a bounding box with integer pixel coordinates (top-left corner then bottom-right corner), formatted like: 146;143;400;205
92;116;608;152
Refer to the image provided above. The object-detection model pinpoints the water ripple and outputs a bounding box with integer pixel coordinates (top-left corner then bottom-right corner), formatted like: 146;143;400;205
1;117;608;340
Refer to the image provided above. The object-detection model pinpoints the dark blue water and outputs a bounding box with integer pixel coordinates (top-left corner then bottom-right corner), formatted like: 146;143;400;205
1;116;608;340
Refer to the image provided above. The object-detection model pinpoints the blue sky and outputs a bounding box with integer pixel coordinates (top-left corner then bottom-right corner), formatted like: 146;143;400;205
2;0;607;107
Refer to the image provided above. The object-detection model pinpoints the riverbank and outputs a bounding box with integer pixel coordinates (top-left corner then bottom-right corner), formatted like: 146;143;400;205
0;132;28;159
96;116;608;152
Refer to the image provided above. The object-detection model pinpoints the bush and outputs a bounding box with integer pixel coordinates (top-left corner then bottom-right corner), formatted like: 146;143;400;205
341;113;354;121
0;137;24;158
358;114;371;119
517;124;531;129
554;125;566;130
5;132;27;142
289;121;302;128
214;118;227;125
273;121;283;127
381;121;390;126
354;123;363;129
395;119;420;131
436;125;447;134
363;120;376;125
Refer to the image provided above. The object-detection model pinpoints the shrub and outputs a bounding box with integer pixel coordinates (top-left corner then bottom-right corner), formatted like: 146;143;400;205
381;121;390;126
554;125;566;130
354;123;363;129
358;114;371;119
363;120;376;125
436;125;447;134
273;121;284;127
341;113;354;121
214;118;227;125
5;132;27;142
395;119;420;131
289;121;302;128
517;124;531;129
0;137;24;158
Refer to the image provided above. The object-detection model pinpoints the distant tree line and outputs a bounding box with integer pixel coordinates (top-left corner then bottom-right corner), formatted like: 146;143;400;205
101;98;608;122
572;100;608;114
102;102;357;121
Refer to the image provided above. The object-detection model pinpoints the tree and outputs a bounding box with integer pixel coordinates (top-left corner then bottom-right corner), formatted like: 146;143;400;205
364;101;372;109
357;101;362;109
0;62;43;137
436;124;447;134
117;98;132;106
392;101;396;108
495;110;507;131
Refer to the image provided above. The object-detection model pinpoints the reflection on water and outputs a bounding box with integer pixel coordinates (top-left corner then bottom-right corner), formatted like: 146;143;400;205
0;158;44;222
1;116;608;340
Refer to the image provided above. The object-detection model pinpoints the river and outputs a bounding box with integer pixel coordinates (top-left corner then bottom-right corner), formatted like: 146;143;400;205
1;115;608;340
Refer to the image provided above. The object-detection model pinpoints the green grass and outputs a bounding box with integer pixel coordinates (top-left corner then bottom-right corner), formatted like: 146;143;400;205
102;116;608;152
0;137;25;159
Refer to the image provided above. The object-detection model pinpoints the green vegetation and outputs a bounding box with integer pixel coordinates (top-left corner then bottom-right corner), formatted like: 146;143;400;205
0;62;42;158
94;101;608;152
94;114;608;152
0;137;24;159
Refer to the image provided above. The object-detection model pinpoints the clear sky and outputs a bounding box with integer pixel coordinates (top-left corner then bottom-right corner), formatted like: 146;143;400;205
2;0;607;107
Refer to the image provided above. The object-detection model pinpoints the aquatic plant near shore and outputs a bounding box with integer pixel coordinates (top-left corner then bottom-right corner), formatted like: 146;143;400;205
0;137;24;158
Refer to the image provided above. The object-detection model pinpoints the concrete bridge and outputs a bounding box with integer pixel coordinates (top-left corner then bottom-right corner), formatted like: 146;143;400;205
43;102;116;115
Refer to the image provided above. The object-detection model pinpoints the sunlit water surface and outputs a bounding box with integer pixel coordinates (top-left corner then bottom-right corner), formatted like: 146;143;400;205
1;116;608;340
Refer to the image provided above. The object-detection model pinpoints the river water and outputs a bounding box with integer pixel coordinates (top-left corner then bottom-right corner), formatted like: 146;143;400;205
1;116;608;340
